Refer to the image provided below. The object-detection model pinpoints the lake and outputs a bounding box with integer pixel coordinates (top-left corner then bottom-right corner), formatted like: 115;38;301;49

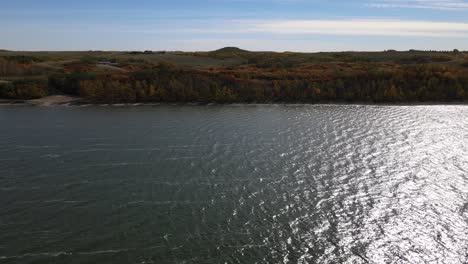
0;104;467;264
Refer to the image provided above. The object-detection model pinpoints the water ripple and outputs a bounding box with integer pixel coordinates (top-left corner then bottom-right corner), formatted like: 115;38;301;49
0;105;467;263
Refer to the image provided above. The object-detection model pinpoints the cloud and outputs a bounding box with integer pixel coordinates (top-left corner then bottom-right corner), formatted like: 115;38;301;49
4;18;468;39
85;19;468;38
246;19;468;37
367;0;468;10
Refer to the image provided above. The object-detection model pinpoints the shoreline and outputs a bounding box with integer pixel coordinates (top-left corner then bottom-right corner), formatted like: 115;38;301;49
1;97;467;107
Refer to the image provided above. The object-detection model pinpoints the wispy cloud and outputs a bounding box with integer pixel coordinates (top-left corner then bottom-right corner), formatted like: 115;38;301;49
247;19;468;37
367;0;468;10
14;19;468;38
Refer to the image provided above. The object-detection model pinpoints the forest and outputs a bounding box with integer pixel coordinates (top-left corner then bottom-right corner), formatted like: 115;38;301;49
1;47;468;103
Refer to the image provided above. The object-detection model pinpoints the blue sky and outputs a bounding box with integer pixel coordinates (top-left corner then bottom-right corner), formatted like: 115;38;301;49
1;0;468;51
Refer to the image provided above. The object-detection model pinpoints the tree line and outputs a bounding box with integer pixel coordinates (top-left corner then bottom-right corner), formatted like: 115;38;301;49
1;62;467;103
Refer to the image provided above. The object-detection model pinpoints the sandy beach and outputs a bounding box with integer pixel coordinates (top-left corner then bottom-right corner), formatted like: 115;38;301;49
28;95;81;106
1;95;80;106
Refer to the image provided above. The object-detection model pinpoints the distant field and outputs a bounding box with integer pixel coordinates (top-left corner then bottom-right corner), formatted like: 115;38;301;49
0;50;247;69
1;49;465;69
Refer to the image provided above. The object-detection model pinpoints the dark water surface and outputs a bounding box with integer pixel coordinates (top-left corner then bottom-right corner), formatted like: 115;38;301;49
0;105;467;264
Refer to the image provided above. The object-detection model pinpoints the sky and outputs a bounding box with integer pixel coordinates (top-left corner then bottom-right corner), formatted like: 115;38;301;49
1;0;468;51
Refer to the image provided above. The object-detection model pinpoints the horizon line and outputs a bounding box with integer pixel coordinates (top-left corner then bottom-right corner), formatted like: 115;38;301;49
1;48;466;53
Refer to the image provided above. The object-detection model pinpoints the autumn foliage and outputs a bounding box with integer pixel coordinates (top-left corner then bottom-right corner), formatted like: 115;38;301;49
1;50;468;103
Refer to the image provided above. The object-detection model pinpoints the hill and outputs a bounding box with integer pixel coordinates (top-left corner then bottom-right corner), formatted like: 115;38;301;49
213;47;249;53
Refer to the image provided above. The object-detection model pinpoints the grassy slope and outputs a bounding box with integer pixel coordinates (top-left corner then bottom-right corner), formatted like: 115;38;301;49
0;48;466;72
0;50;246;69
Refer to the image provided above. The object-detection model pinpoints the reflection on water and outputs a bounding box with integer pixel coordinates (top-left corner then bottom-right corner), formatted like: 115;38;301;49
0;105;467;263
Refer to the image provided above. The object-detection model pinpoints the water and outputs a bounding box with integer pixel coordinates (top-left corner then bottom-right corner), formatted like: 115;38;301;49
0;104;467;264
